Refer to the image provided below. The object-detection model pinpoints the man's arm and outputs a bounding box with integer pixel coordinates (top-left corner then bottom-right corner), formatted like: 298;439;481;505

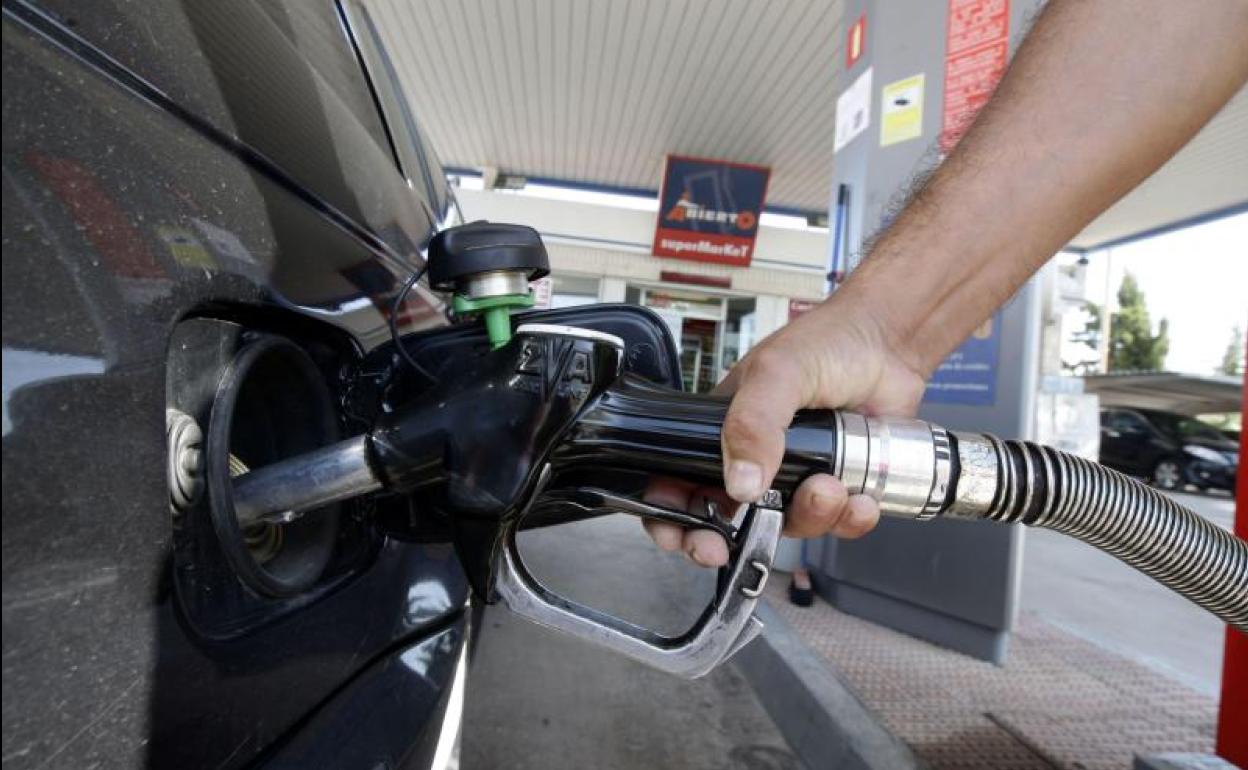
647;0;1248;566
852;0;1248;378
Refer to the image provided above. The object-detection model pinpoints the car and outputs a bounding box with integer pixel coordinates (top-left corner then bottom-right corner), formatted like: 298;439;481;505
2;2;471;768
1098;407;1239;493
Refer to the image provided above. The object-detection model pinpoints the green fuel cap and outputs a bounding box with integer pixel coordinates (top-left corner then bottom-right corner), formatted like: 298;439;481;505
427;222;550;348
452;291;536;348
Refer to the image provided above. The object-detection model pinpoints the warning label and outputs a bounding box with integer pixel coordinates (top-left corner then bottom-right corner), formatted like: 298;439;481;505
939;0;1010;153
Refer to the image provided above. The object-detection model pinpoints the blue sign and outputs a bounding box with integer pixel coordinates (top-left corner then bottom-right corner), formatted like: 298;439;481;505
923;311;1002;406
653;155;770;267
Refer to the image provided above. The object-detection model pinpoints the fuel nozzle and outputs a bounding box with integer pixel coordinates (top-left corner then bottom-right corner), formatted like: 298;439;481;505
427;222;550;348
229;312;1248;678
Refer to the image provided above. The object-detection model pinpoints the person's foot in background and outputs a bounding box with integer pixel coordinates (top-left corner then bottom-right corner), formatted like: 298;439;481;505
788;566;814;607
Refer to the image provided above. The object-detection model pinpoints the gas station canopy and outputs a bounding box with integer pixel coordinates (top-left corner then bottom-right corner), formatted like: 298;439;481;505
364;0;1247;247
1083;372;1244;415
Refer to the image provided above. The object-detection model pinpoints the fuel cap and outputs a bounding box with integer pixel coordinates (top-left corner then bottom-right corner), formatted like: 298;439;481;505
427;221;550;292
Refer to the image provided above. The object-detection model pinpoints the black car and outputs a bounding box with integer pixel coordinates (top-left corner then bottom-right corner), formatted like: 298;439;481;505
3;1;471;768
1099;407;1239;492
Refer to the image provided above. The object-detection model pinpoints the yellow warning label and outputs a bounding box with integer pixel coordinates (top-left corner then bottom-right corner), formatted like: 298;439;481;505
880;74;925;147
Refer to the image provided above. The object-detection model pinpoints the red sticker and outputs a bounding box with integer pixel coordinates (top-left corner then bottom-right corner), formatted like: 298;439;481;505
846;14;867;70
939;0;1010;154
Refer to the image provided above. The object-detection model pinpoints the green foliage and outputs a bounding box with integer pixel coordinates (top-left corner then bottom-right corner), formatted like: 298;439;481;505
1062;301;1102;375
1218;325;1245;376
1108;272;1168;372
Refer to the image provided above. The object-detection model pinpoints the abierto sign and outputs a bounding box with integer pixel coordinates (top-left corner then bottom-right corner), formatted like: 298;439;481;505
652;155;770;268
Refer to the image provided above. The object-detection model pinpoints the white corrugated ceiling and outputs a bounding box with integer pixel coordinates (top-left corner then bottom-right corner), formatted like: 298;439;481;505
365;0;1247;244
365;0;845;214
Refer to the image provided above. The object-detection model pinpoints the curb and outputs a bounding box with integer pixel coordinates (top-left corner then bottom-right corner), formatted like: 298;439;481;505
733;601;924;770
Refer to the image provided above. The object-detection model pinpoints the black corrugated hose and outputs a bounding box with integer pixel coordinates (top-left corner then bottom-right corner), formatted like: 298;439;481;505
978;437;1246;631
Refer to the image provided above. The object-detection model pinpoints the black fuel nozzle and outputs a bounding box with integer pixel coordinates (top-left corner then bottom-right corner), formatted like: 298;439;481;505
232;320;953;600
367;324;625;597
228;312;1248;675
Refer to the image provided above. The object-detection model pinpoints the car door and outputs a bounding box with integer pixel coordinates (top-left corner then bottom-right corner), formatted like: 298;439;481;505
1109;410;1159;475
1099;410;1129;469
1100;409;1147;474
2;3;467;768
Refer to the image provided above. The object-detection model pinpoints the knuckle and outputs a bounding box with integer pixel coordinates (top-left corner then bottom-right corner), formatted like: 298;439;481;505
723;408;775;448
747;347;798;380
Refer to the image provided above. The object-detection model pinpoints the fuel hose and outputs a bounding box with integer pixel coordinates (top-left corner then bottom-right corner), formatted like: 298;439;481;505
231;354;1248;631
555;377;1248;631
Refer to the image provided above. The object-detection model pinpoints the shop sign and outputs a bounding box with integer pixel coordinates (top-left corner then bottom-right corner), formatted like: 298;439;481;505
924;311;1001;405
653;155;770;268
939;0;1009;153
659;270;732;289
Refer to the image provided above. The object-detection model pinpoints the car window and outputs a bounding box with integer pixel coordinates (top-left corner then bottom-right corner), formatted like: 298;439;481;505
1109;411;1148;433
1146;411;1227;442
1177;421;1226;442
255;0;394;158
338;0;459;227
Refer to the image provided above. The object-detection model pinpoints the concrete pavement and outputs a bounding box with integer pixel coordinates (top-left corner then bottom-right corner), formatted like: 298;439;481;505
460;488;1235;767
1020;489;1235;696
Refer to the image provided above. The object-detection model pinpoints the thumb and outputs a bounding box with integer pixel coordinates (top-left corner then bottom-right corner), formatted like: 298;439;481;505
720;350;809;502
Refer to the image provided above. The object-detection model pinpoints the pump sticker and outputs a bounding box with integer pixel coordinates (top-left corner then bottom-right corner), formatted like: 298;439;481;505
652;156;770;268
924;311;1001;405
833;67;873;154
880;74;925;147
939;0;1010;154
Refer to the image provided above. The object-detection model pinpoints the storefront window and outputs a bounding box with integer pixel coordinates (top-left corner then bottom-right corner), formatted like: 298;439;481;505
630;285;755;393
550;274;600;308
720;297;758;378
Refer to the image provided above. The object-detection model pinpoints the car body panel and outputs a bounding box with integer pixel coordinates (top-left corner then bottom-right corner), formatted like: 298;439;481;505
29;0;454;260
2;2;468;768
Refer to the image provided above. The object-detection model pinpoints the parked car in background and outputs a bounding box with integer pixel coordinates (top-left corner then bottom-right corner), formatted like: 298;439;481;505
1099;408;1239;493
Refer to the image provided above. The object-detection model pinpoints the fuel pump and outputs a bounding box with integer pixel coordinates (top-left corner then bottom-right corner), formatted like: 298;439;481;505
226;223;1247;678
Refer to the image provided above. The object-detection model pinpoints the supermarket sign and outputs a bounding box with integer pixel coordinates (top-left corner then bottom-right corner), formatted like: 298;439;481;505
652;155;770;268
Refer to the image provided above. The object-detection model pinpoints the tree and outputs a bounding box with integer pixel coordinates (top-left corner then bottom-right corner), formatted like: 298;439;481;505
1062;301;1102;375
1218;325;1245;376
1108;272;1168;372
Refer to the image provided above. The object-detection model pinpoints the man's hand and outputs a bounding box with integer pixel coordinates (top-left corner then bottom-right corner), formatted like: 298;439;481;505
642;294;927;567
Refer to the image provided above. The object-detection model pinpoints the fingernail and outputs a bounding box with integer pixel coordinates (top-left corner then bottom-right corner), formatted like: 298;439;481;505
726;460;763;502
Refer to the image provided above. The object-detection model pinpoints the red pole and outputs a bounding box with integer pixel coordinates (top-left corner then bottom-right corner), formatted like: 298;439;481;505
1216;345;1247;765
